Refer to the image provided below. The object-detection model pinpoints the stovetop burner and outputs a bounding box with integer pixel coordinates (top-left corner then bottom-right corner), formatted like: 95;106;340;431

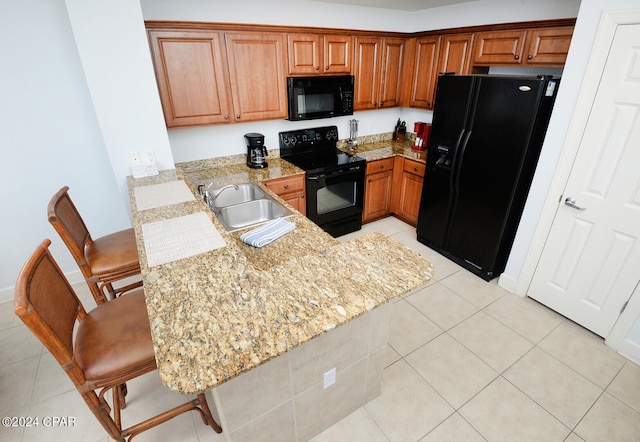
279;125;365;174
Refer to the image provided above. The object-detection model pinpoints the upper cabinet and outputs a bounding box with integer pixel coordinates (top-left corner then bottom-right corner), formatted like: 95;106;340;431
146;20;574;129
287;33;353;75
473;26;573;67
148;30;233;128
408;36;440;109
224;32;288;122
407;33;472;110
147;27;287;128
353;37;406;110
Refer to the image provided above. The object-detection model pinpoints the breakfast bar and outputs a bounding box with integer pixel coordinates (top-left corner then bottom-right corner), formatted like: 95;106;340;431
127;157;433;440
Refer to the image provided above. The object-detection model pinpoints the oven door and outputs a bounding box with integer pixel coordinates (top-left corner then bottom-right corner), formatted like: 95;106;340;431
306;164;365;237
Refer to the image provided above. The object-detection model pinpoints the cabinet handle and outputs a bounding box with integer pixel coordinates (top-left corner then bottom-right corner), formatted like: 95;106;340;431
325;66;329;70
379;165;384;169
368;179;372;182
315;66;320;70
514;55;519;60
224;115;229;119
527;55;532;60
284;184;289;189
373;102;377;106
380;101;384;106
414;167;419;172
236;115;241;119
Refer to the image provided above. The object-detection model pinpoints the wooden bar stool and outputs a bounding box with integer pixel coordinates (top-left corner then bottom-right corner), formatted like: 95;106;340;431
14;239;223;441
48;186;142;304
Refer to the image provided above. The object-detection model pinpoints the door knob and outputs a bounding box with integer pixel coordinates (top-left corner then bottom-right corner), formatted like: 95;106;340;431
564;197;586;211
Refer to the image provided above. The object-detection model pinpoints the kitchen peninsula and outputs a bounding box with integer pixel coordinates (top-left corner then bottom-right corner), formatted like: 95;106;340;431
127;153;433;441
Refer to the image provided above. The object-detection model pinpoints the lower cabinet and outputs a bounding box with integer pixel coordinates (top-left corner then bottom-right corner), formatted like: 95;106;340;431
393;158;426;226
363;158;395;222
263;174;306;216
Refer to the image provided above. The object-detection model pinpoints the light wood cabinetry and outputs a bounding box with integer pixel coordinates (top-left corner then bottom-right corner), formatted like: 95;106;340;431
408;36;440;109
438;33;474;76
353;37;406;110
148;30;233;128
407;33;472;110
287;33;353;75
363;158;395;222
148;29;288;127
263;175;306;215
523;26;574;65
224;32;288;122
392;158;425;226
473;26;573;67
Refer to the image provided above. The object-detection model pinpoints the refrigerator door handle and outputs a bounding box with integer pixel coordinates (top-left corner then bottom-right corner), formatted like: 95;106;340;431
453;129;472;194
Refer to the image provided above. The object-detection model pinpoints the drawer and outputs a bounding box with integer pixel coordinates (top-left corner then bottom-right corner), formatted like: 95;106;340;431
403;160;425;176
263;175;305;194
366;158;395;174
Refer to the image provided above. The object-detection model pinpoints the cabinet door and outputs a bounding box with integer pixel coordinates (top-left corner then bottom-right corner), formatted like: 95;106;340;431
438;33;474;75
363;158;394;222
409;36;440;109
324;35;353;74
524;26;573;66
225;32;288;122
287;33;322;75
148;30;232;128
263;175;306;216
353;37;381;110
396;159;425;226
378;38;405;108
473;30;526;65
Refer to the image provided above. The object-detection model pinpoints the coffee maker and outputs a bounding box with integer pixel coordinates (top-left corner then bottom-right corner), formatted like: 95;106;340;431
412;122;431;151
245;133;268;168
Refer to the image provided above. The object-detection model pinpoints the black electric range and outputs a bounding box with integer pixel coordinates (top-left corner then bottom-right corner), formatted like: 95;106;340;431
279;126;366;237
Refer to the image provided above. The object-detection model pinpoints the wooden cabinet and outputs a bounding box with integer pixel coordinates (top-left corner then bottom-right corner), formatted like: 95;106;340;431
393;158;425;226
363;158;395;222
225;32;288;122
263;175;306;215
148;29;288;127
354;37;406;110
473;26;573;67
438;33;474;76
524;26;573;66
408;33;472;110
287;33;352;75
408;36;440;109
148;30;233;128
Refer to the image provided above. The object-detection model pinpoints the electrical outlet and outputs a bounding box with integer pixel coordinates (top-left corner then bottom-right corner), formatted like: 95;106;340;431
323;367;336;389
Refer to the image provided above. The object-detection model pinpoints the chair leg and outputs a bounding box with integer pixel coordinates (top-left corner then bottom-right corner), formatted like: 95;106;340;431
195;393;223;433
118;384;127;410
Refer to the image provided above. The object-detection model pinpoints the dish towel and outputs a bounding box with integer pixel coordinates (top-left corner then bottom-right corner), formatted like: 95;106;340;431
240;218;296;248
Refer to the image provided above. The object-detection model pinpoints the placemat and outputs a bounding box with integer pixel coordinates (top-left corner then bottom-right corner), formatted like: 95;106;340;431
141;212;226;267
134;180;196;211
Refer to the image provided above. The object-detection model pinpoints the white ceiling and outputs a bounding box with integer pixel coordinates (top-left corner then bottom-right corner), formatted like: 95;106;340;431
309;0;480;12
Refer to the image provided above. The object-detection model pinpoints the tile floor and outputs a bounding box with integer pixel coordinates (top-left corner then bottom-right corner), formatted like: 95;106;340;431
2;217;639;441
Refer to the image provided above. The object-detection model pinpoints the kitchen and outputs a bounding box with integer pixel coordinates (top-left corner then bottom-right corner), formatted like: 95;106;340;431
2;0;640;440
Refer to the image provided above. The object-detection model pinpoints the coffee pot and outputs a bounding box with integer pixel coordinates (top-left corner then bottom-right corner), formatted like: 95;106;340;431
245;133;268;168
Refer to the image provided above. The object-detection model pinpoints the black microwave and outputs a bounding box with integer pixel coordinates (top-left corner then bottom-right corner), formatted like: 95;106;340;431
287;75;354;121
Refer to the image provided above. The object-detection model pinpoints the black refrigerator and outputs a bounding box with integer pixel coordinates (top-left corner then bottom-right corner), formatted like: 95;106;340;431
416;74;560;281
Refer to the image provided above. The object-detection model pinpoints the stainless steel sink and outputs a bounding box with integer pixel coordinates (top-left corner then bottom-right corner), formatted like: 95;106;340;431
203;182;293;232
216;199;292;231
208;183;268;209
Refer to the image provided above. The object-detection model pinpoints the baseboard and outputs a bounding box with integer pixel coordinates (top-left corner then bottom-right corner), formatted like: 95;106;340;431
497;272;523;296
0;269;85;304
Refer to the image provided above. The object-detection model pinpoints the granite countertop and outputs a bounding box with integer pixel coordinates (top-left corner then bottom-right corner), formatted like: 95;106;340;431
337;133;428;163
128;153;433;395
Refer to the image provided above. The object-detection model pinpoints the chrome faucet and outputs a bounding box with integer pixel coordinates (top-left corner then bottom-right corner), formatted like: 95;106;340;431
207;183;239;209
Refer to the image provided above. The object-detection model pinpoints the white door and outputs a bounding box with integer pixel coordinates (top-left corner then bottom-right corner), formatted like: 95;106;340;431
529;23;640;338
